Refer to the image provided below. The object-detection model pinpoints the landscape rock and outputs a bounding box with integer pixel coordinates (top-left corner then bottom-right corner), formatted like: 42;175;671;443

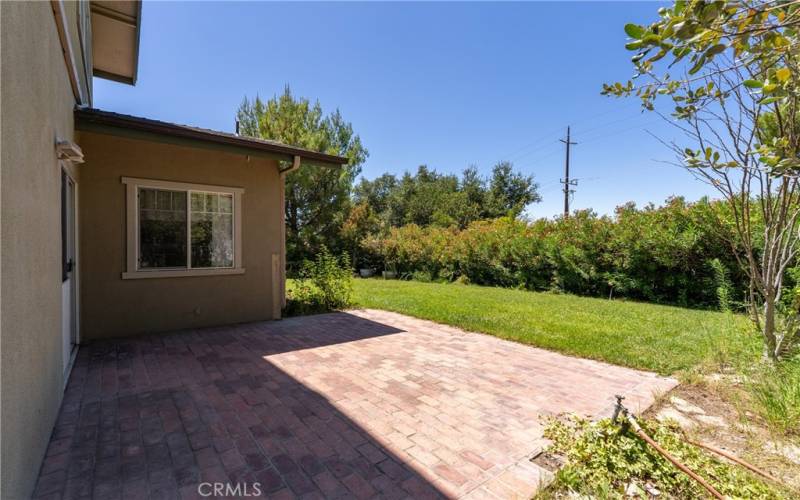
656;407;695;428
625;481;644;497
669;396;706;415
644;483;661;497
694;414;728;428
765;440;800;465
705;373;746;385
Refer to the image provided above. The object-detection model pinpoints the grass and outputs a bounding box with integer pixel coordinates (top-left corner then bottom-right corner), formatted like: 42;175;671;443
350;278;761;375
747;358;800;436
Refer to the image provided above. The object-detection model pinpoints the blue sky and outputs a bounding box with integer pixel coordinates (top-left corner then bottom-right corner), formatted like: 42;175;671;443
94;1;715;219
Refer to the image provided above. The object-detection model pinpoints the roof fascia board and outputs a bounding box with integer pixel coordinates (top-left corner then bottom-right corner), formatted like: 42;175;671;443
75;109;348;165
92;68;135;86
90;3;138;26
77;121;294;162
131;0;142;84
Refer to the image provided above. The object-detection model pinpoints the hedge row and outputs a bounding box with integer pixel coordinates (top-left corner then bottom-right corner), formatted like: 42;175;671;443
361;197;748;309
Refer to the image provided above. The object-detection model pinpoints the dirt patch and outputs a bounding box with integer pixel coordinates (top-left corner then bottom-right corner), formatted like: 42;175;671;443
645;382;800;492
531;450;563;473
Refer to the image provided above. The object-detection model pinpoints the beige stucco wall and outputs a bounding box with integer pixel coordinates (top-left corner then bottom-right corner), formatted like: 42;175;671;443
1;2;80;498
77;131;283;339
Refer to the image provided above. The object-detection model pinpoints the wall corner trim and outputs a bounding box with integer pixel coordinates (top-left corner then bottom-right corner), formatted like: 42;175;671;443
50;0;89;105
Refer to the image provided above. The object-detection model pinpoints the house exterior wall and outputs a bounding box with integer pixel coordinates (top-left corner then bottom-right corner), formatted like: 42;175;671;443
77;131;283;339
0;2;86;498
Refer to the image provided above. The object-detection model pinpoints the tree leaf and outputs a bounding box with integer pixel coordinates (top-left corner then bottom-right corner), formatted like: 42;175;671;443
743;80;763;88
648;49;669;63
624;23;645;39
688;56;706;75
642;34;662;45
704;43;727;57
759;96;784;105
776;67;791;82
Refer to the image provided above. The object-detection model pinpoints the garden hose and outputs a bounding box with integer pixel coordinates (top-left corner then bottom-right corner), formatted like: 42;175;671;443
686;439;782;486
613;395;725;499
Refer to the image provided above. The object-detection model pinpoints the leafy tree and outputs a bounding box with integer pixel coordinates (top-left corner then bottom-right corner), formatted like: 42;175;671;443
400;166;460;226
237;86;368;264
604;0;800;361
461;165;487;208
353;163;540;230
353;173;398;216
341;202;380;268
485;161;541;218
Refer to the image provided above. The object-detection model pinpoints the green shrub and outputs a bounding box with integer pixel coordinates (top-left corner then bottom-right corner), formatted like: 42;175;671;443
710;258;734;312
362;197;747;309
411;270;433;282
542;415;786;499
286;247;353;315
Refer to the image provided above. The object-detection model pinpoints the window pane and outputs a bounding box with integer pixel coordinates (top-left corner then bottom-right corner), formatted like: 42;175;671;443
139;188;187;268
219;194;233;214
191;191;204;212
206;193;218;212
191;192;233;268
140;188;157;210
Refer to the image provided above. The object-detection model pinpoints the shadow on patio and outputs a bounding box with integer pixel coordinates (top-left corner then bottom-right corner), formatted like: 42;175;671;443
35;309;674;499
33;312;445;499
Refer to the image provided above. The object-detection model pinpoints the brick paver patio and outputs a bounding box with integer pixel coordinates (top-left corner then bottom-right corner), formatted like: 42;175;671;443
34;309;676;499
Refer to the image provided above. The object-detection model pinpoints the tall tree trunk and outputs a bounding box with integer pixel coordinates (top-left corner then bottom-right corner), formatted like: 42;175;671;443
749;277;762;331
762;294;779;361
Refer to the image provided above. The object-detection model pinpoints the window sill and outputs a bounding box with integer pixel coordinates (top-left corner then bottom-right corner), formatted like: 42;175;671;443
122;268;245;280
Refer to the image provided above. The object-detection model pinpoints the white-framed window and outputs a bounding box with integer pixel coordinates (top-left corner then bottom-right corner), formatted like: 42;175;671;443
122;177;244;279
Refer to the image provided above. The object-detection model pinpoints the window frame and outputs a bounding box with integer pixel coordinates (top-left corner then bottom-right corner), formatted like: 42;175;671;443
122;177;245;279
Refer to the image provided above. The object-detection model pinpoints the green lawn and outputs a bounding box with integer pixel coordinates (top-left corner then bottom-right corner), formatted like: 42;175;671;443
351;279;760;375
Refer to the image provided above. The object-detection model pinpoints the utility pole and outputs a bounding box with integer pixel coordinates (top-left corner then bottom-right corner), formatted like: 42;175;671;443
560;126;578;217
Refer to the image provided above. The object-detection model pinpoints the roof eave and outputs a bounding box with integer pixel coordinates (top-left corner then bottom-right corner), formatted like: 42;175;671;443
90;1;142;86
74;108;348;166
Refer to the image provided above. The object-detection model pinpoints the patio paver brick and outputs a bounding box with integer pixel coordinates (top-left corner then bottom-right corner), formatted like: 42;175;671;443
33;309;675;499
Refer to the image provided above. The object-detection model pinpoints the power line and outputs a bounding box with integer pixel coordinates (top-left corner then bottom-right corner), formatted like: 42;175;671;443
511;116;667;213
574;111;649;137
508;140;562;163
500;126;567;161
498;100;643;163
509;108;651;164
578;118;664;145
516;117;662;177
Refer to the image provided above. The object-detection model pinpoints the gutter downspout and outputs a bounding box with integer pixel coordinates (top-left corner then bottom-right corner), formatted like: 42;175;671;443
279;155;302;175
279;156;302;311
